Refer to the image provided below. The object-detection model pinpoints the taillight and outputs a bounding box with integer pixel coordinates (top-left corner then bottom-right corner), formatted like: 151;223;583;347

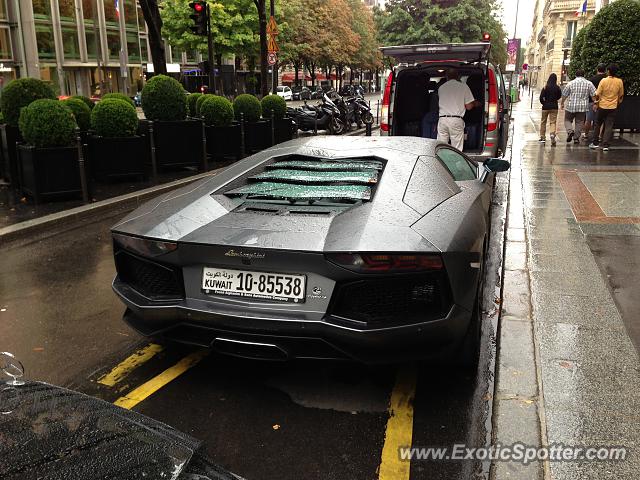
327;253;443;273
113;233;177;257
488;68;498;132
380;71;393;132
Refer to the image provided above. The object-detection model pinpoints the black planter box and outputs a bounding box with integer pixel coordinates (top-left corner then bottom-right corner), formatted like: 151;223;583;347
18;144;81;202
614;96;640;129
205;122;242;160
1;124;23;186
244;120;271;153
273;117;295;145
138;119;204;171
88;135;148;182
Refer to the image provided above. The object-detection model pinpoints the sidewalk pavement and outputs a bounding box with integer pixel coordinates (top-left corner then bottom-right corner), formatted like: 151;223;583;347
493;92;640;479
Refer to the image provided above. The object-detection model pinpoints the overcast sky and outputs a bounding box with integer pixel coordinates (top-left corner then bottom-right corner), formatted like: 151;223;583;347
499;0;535;43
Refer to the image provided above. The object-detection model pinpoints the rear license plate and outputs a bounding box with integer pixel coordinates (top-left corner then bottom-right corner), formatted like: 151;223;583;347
202;267;306;303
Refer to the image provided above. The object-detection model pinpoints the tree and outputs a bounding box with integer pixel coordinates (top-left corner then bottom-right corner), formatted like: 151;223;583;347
138;0;166;75
253;0;268;96
375;0;508;68
578;0;640;94
161;0;257;92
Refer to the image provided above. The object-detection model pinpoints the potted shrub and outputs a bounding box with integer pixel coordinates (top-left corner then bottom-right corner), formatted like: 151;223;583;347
17;99;80;202
139;74;203;171
233;93;269;153
102;92;136;108
88;98;147;181
261;94;294;145
0;78;56;186
62;97;92;132
200;95;241;161
195;93;214;117
72;95;95;110
187;92;202;117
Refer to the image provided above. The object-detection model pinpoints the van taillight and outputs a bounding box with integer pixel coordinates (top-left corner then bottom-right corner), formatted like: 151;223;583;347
488;69;498;132
380;71;393;132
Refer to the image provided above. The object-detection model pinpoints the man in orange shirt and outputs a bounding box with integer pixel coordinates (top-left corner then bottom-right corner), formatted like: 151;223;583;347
589;63;624;152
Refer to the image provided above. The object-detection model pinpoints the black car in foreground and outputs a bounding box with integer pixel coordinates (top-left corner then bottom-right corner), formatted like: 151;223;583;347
110;137;509;366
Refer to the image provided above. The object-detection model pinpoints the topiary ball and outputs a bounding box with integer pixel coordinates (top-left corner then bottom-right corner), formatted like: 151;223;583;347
261;94;287;120
62;97;92;131
19;99;77;148
196;94;215;117
91;98;138;138
141;74;187;121
187;92;202;116
72;95;95;110
102;92;136;108
0;78;56;127
200;95;234;127
233;94;262;123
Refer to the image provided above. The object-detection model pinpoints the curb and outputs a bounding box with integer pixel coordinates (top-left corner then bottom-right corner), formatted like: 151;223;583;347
0;169;219;245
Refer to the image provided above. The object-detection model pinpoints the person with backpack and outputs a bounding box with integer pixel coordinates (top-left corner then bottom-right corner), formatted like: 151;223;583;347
539;73;562;145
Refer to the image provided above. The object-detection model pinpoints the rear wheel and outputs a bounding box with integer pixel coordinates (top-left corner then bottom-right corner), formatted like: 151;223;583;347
363;112;374;125
457;290;481;371
329;117;344;135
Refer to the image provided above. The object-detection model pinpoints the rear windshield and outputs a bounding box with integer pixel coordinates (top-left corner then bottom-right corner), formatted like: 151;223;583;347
223;155;385;203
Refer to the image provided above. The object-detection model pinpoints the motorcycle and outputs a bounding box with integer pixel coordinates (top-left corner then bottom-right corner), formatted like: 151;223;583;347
287;94;344;135
352;96;374;128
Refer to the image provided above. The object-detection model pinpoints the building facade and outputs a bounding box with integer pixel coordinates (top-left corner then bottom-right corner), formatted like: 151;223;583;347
0;0;150;96
526;0;597;89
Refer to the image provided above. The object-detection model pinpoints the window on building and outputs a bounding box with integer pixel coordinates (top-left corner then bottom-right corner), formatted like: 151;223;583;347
566;21;577;40
104;0;118;27
32;0;51;18
137;4;146;31
171;48;182;64
35;24;56;60
62;26;81;60
140;37;148;62
82;0;94;21
0;0;7;21
85;29;98;59
124;0;137;27
58;0;75;21
126;32;140;62
106;29;120;59
0;27;11;59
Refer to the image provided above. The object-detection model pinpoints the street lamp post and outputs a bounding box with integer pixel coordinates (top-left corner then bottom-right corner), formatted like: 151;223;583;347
270;0;277;94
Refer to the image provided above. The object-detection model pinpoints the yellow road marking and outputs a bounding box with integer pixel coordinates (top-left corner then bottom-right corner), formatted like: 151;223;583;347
378;365;418;480
98;343;164;387
114;350;208;410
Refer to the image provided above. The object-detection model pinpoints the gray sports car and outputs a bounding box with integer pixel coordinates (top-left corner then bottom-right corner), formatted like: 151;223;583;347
111;137;509;365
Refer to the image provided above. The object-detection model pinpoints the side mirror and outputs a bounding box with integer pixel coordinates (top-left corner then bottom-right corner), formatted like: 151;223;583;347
484;158;511;172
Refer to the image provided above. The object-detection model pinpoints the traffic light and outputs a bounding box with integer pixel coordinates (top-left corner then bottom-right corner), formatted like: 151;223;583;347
481;32;491;42
189;2;207;36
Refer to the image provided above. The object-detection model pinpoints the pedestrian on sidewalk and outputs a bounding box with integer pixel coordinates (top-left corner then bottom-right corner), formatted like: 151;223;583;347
583;63;607;141
560;69;596;144
589;63;624;152
538;73;562;145
437;68;481;151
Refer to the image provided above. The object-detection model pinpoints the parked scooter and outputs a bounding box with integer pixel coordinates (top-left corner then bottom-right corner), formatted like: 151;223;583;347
287;94;344;135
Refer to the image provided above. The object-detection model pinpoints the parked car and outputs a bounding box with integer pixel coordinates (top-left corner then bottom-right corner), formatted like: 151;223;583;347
310;86;324;99
292;86;312;101
379;42;511;158
276;85;292;101
110;136;509;367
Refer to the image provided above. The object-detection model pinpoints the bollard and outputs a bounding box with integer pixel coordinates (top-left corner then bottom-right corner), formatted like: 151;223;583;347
76;128;89;204
365;123;372;136
314;111;318;135
376;100;380;124
271;110;276;146
240;113;246;158
149;120;158;184
201;118;208;171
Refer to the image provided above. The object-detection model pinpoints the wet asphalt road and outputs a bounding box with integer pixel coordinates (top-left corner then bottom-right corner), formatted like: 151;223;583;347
0;177;503;480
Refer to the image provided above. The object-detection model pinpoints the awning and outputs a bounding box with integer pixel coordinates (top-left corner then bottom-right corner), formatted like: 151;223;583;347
281;73;312;82
146;63;181;73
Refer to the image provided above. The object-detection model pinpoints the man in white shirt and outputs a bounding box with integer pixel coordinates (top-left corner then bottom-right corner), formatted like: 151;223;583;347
437;68;481;151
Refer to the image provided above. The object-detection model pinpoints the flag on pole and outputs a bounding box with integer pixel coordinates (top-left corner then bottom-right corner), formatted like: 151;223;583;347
115;0;120;18
575;0;587;16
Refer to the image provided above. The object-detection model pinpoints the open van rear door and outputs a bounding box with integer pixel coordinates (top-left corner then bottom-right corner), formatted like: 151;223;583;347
380;42;491;64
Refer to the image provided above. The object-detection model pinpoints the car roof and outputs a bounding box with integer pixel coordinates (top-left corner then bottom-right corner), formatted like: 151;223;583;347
381;42;491;64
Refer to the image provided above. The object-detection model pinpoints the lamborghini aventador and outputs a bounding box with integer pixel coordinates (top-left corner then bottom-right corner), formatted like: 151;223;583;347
110;136;509;365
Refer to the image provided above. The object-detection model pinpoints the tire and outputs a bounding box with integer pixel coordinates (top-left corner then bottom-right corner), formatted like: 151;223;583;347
457;289;481;371
329;117;344;135
363;112;374;125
